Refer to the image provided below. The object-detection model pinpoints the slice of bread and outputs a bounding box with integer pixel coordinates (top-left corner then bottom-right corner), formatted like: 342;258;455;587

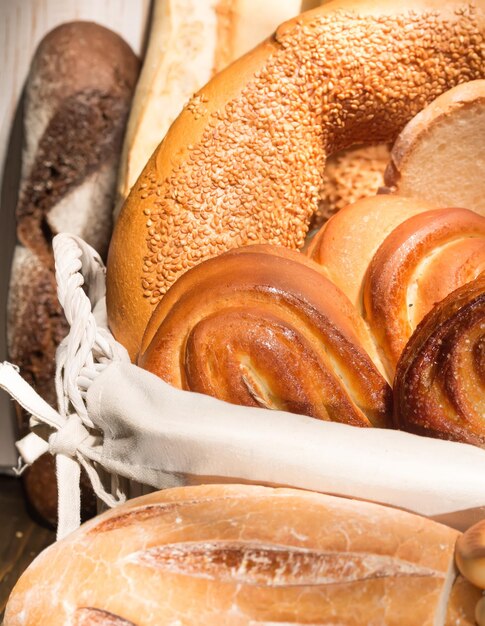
384;80;485;217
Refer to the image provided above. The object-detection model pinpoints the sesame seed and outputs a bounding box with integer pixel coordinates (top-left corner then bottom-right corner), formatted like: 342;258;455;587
139;6;483;305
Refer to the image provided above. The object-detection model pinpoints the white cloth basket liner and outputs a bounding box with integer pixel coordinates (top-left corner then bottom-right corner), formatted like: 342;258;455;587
0;233;484;540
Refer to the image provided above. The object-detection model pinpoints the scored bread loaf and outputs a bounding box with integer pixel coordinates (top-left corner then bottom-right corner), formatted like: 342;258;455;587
116;0;304;208
107;0;485;359
4;484;481;625
8;22;139;524
383;80;485;216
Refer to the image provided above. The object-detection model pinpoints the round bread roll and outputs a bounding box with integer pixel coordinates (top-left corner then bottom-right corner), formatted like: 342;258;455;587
306;195;438;309
4;484;481;625
456;519;485;590
139;245;392;426
107;0;485;359
394;272;485;445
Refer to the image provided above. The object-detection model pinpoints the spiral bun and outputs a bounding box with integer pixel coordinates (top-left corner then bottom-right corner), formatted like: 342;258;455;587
394;272;485;445
107;0;485;359
139;245;391;427
307;198;485;378
364;208;485;376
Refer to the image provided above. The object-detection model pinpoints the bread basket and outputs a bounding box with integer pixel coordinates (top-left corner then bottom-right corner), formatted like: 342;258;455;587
0;233;483;539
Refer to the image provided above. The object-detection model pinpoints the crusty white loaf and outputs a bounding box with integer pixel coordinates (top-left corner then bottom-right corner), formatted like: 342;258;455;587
4;484;481;625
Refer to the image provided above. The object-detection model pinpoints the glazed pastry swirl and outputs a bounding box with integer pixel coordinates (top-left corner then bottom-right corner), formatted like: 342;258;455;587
394;273;485;445
364;208;485;377
307;202;485;379
139;246;391;427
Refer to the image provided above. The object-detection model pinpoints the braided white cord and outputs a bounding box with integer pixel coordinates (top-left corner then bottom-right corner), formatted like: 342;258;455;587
2;234;132;537
51;234;131;532
53;235;129;427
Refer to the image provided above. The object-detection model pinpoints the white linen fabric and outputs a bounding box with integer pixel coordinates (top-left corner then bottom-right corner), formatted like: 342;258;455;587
0;234;484;539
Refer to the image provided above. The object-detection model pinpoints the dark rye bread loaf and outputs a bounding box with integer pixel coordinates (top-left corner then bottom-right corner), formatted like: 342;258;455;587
17;21;140;262
7;21;139;525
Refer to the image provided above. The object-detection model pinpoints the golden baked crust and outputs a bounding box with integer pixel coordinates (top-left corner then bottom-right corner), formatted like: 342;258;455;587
4;484;467;625
394;272;485;445
107;0;485;359
139;245;392;426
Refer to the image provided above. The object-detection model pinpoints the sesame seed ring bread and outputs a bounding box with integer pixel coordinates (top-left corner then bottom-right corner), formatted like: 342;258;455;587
107;0;485;359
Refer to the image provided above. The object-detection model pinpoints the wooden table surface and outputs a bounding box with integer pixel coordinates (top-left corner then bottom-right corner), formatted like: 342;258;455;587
0;475;55;619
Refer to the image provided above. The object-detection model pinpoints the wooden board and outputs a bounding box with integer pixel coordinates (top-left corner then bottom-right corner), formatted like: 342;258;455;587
0;475;55;619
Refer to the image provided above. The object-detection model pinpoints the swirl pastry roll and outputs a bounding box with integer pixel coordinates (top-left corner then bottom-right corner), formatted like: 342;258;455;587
308;198;485;378
139;246;391;427
394;273;485;446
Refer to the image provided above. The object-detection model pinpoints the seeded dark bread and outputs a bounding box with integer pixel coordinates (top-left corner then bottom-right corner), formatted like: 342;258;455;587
107;0;485;360
4;484;481;625
8;22;139;524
